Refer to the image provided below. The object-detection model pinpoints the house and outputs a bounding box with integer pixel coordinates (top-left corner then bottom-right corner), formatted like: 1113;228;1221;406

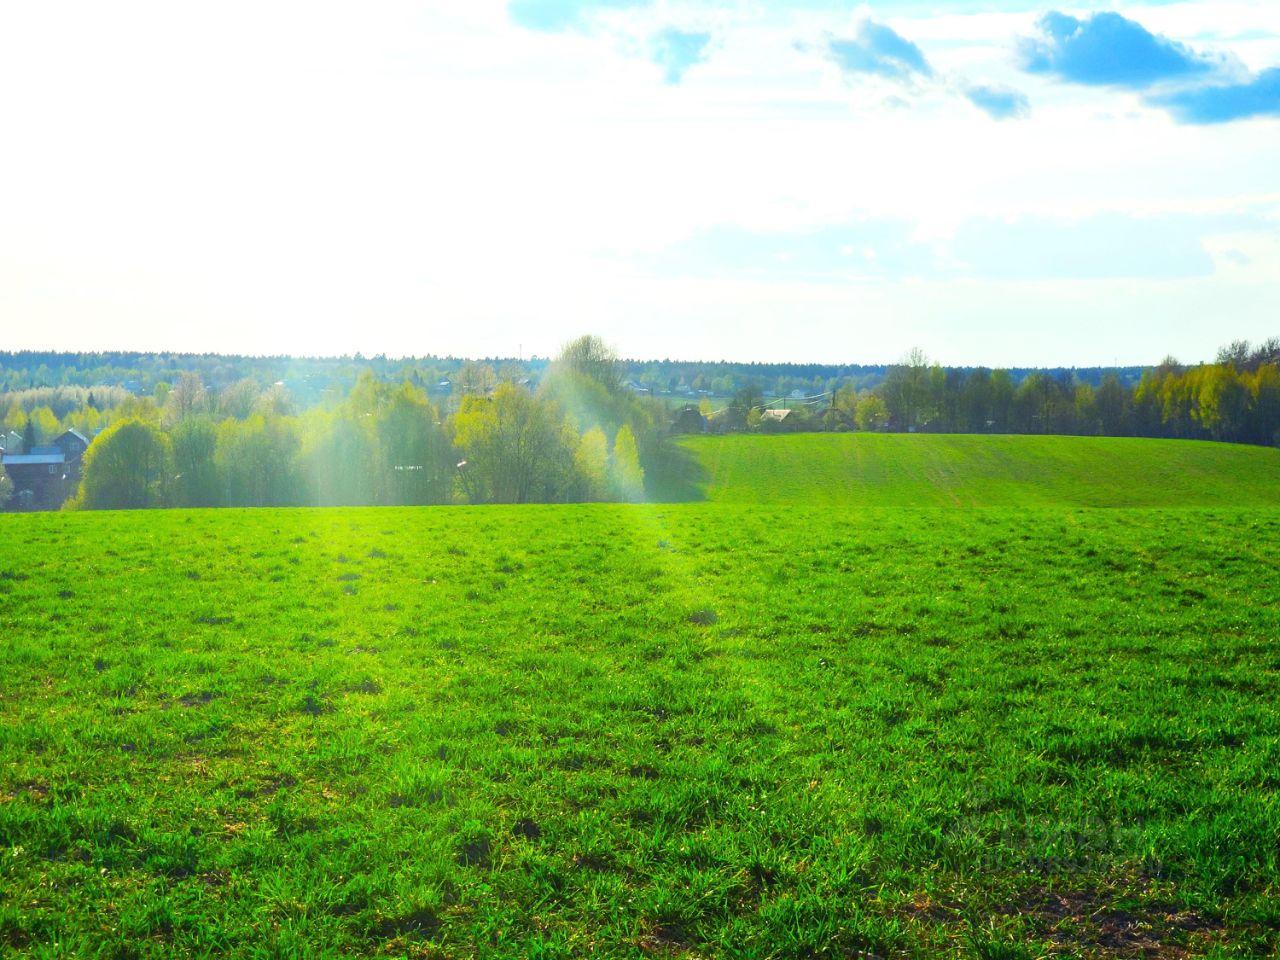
670;405;708;435
55;429;89;460
759;408;795;433
1;429;91;511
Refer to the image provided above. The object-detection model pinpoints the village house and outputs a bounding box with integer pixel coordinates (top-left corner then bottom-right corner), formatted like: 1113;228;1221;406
759;408;795;432
1;429;90;511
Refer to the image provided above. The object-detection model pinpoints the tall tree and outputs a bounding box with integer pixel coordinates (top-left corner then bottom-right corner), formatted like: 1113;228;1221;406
215;415;303;506
558;335;622;393
571;427;608;500
164;372;210;426
73;419;171;509
171;416;220;507
375;382;452;505
881;348;936;431
610;424;645;501
452;383;572;503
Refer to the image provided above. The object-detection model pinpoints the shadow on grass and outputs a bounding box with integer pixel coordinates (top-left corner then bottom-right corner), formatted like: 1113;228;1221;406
644;439;708;503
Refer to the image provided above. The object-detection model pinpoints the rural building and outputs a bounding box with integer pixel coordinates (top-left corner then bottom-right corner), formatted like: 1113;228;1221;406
670;405;708;434
759;408;795;432
1;429;90;511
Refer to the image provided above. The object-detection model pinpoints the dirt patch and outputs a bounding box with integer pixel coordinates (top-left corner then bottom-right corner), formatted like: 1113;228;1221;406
370;907;441;942
898;883;1222;957
1013;886;1220;958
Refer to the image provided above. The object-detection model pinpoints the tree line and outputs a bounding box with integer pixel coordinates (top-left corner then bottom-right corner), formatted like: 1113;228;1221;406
3;335;1277;512
824;340;1280;445
62;337;662;511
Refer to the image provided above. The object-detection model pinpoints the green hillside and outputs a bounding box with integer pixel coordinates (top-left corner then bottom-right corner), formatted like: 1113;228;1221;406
678;433;1280;507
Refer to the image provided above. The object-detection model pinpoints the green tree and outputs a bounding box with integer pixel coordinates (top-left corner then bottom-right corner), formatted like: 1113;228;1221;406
0;462;11;505
28;407;60;444
732;383;764;413
4;403;26;435
452;383;572;503
880;348;934;430
558;335;622;393
219;378;261;419
375;382;452;505
959;369;994;432
171;416;220;507
164;373;210;426
1095;374;1128;436
1196;364;1249;442
1246;363;1280;445
73;418;171;509
1074;382;1098;435
855;393;889;431
829;386;858;429
215;415;303;506
305;414;376;506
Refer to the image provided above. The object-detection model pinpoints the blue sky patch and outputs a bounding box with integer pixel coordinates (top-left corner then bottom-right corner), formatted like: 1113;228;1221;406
827;21;933;82
651;28;712;84
1151;68;1280;124
1019;11;1217;88
508;0;651;33
964;84;1031;120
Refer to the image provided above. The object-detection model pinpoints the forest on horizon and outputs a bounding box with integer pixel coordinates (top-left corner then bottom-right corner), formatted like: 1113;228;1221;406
2;335;1278;513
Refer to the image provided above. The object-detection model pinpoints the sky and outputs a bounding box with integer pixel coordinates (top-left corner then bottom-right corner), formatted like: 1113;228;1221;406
0;1;1277;367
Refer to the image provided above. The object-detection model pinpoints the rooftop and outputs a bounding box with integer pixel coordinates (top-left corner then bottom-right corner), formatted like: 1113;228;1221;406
2;454;65;466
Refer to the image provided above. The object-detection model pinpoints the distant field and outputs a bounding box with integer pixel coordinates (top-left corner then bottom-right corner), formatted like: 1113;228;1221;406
676;433;1280;507
2;495;1279;957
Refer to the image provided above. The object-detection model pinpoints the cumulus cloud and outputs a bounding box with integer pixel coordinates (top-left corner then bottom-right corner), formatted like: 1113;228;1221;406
1150;68;1280;124
1019;11;1218;89
1015;10;1280;126
651;28;712;84
507;0;651;33
963;84;1030;120
826;20;933;82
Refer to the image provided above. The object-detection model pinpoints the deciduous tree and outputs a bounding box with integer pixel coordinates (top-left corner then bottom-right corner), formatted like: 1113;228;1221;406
73;418;171;509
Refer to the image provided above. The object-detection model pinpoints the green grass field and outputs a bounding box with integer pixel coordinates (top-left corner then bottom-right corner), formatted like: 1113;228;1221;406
677;433;1280;507
2;435;1279;958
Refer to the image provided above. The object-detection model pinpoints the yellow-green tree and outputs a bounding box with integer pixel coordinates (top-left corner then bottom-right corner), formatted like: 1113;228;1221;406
3;403;25;434
72;418;171;510
452;383;571;503
855;393;889;432
574;427;609;501
610;424;645;502
1246;363;1280;445
27;406;60;444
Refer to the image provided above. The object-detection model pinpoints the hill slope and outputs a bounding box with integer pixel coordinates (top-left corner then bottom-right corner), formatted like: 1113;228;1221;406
677;433;1280;507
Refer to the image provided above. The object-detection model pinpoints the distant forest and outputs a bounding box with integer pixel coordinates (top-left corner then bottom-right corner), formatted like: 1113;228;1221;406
0;349;1149;407
0;337;1276;512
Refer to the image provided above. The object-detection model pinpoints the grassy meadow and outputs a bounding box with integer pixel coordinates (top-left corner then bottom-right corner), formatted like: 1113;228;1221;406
2;435;1279;958
677;433;1280;507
